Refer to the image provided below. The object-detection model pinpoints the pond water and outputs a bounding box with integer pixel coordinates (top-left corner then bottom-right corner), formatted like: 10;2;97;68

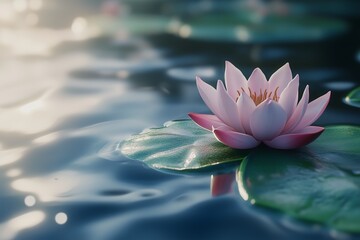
0;1;359;239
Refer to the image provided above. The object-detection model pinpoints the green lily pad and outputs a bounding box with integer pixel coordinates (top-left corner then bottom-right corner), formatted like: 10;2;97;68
238;125;360;233
174;13;347;43
344;87;360;108
120;120;248;171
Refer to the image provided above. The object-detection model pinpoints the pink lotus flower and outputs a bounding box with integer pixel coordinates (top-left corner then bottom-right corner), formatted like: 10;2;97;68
189;62;331;149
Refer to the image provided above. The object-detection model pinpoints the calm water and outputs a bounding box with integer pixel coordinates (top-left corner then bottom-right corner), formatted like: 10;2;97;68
0;1;360;239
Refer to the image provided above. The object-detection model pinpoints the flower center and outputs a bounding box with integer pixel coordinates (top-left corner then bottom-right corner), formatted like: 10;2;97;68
237;87;279;105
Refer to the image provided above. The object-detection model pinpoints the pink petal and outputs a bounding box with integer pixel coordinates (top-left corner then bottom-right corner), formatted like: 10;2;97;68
247;68;268;95
283;85;309;133
216;80;244;132
250;100;287;141
278;75;299;119
264;126;324;149
224;61;248;100
188;113;228;131
212;125;234;131
196;76;220;116
213;128;260;149
269;63;292;94
236;93;256;134
293;91;331;132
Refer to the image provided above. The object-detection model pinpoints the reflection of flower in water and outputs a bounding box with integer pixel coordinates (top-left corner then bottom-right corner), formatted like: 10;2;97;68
189;62;331;149
211;173;235;197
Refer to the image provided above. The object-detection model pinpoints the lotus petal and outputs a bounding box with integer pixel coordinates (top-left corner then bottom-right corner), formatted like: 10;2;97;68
279;75;299;118
225;61;248;100
216;80;244;132
283;85;309;133
213;128;260;149
293;91;331;132
196;76;220;115
188;113;229;131
269;62;292;94
250;100;287;141
237;93;256;134
247;68;268;94
265;126;324;149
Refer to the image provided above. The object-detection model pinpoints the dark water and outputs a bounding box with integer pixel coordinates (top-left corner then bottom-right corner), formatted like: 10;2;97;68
0;1;360;240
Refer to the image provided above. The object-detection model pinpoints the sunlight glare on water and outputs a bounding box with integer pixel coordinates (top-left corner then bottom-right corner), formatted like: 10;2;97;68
0;211;45;240
55;212;68;225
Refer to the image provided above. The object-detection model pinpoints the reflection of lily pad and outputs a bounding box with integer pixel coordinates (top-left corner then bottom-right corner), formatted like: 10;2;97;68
344;87;360;108
238;126;360;233
120;120;248;171
174;13;347;43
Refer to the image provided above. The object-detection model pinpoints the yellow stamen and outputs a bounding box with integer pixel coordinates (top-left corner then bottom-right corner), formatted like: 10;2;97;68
236;86;280;106
273;87;279;101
